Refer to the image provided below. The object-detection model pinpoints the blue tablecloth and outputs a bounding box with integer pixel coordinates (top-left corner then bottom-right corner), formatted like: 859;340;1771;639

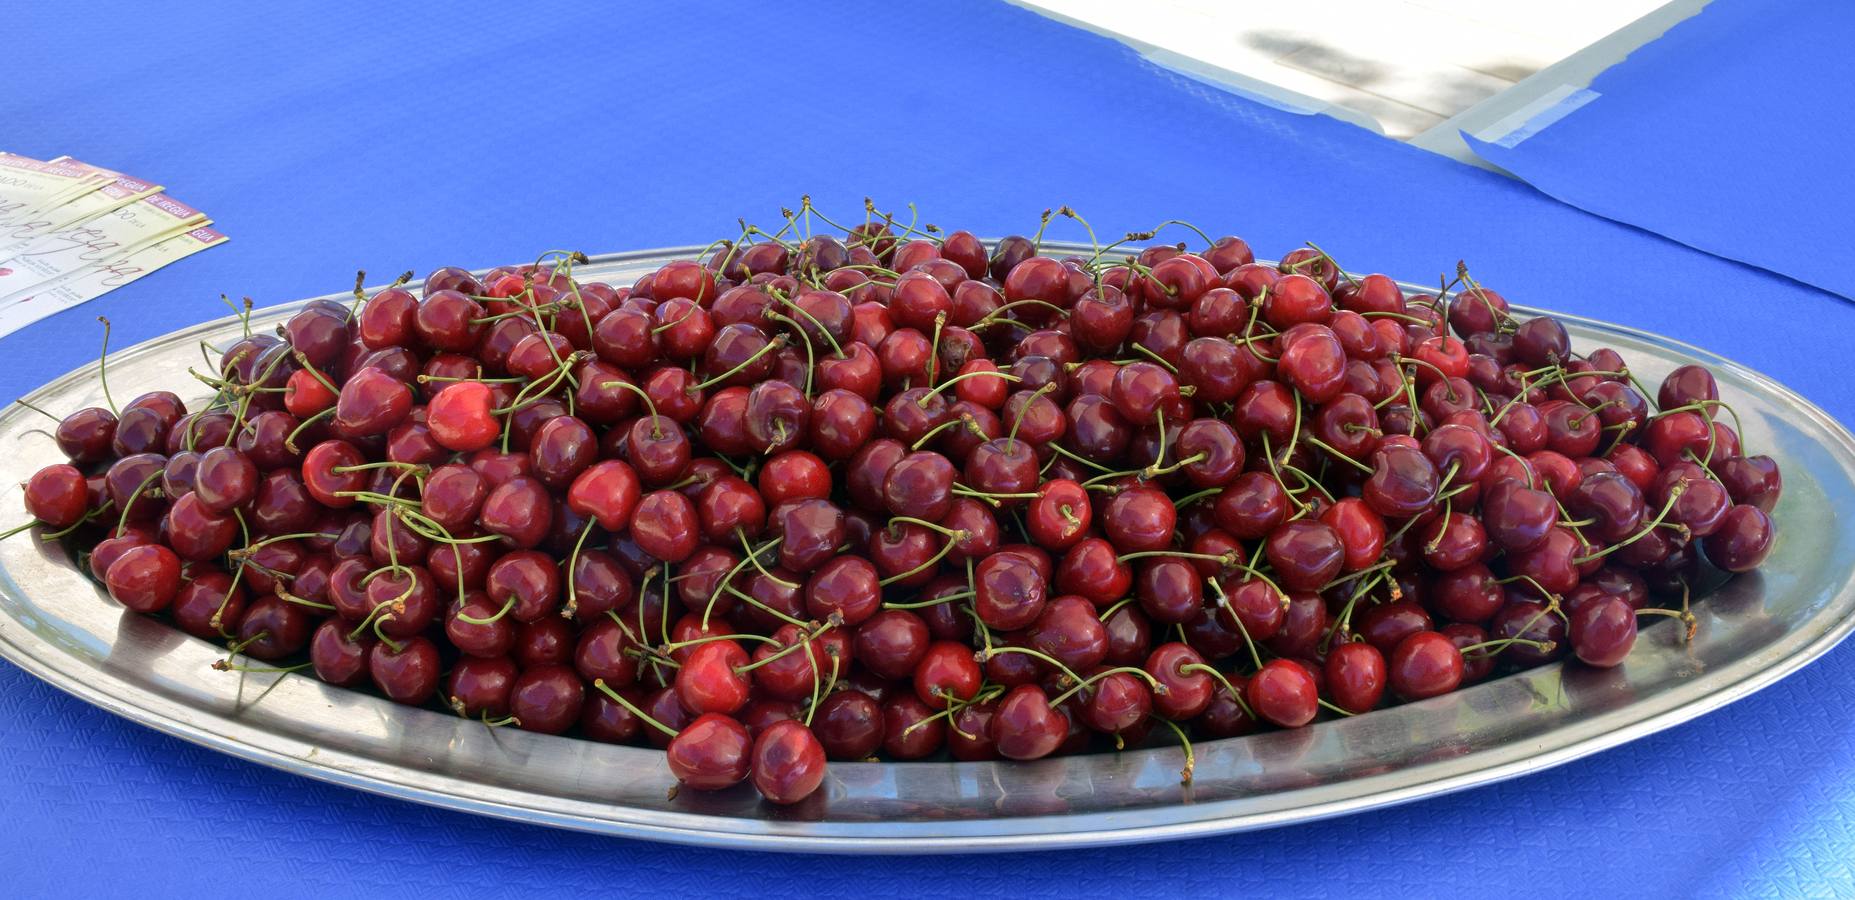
4;2;1852;895
1468;0;1855;300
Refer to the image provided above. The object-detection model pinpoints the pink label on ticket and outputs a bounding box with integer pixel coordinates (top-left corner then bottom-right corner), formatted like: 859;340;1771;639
145;193;201;219
187;225;228;243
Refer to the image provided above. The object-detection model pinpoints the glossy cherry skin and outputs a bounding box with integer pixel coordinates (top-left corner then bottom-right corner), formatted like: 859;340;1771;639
1702;504;1775;572
23;464;87;528
427;381;502;452
627;489;697;563
1264;519;1345;591
1054;537;1133;607
1144;642;1213;719
1213;472;1289;539
1321;497;1386;572
804;555;881;627
1101;486;1176;553
507;665;585;734
1490;599;1569;667
234;596;314;662
667;713;753;790
1481;480;1557;552
1246;658;1319;727
1715;455;1781;513
1027;594;1110;671
1569;595;1637;668
445;655;518;718
914;641;983;708
1325;641;1388;713
773;498;845;572
163;492;239;562
883;450;956;521
1503;526;1582;595
1429;564;1506;624
334;366;413;435
880;693;945;759
1388;630;1464;700
1025;479;1091;551
55;407;118;463
360;634;437;705
675;640;751;715
104;544;183;612
750;720;827;805
814;690;886;760
853;609;930;680
1364;444;1439;519
989;684;1069;761
973;550;1048;630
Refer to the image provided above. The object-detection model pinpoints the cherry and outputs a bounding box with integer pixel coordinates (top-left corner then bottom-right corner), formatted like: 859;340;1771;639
1076;670;1152;736
307;619;373;688
1388;631;1464;700
676;640;752;715
1569;595;1637;668
1702;504;1774;572
335;367;413;436
1489;599;1568;666
235;596;313;661
914;641;983;708
666;713;753;790
1101;485;1177;553
883;450;956;521
749;720;827;805
171;570;245;639
1364;444;1439;519
104;544;182;612
427;381;501;452
1050;537;1129;608
1264;519;1345;591
1207;472;1284;540
1024;595;1109;672
990;684;1069;760
853;609;930;680
1325;640;1387;713
881;693;945;759
23;464;87;529
1715;455;1781;513
1144;642;1213;719
797;690;879;761
445;655;517;718
805;556;881;626
974;549;1048;630
774;498;845;571
164;492;239;561
1247;658;1319;727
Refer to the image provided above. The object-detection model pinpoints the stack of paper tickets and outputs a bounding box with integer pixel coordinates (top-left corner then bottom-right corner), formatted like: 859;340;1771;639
0;152;227;338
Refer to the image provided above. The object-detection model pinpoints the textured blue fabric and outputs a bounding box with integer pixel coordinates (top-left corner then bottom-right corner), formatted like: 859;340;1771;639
1467;0;1855;300
3;2;1853;896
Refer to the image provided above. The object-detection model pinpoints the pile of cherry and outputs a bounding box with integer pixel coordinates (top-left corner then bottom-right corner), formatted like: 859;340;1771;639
11;211;1782;807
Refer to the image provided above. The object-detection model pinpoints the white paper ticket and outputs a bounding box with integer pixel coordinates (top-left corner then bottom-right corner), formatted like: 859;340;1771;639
0;192;208;296
0;156;113;227
0;174;163;256
0;225;228;337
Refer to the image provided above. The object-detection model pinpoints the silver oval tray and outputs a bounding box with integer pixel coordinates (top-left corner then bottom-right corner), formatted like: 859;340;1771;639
2;246;1852;853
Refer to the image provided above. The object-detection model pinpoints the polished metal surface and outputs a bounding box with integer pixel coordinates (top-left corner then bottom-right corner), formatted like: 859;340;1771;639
1;245;1851;853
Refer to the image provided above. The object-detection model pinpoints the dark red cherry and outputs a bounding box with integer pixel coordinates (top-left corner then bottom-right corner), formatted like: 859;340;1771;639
1569;595;1637;668
1388;630;1464;700
667;713;753;790
1246;658;1318;727
1325;640;1387;713
1702;504;1774;572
